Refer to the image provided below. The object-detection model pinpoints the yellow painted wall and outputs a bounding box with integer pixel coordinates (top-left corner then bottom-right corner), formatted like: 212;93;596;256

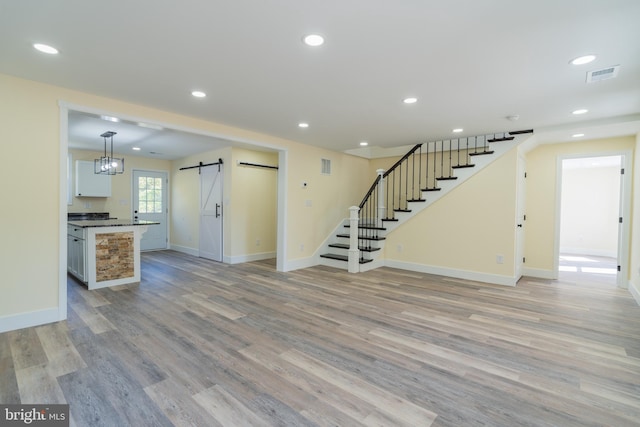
630;134;640;298
69;148;170;220
170;146;280;260
1;75;60;318
229;148;279;258
525;136;635;275
0;72;370;327
285;145;371;259
385;148;519;278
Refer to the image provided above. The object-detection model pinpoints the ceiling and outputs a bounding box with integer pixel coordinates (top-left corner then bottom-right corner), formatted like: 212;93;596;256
67;110;237;160
1;0;639;159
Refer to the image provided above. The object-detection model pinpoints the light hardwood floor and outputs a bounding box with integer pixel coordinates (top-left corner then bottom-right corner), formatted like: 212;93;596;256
2;250;640;426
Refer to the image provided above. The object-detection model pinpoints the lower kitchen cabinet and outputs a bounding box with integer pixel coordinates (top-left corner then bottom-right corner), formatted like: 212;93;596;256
67;225;87;282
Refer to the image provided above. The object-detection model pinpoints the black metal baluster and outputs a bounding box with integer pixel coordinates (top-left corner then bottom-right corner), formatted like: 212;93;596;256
432;141;437;188
418;145;423;195
448;140;452;177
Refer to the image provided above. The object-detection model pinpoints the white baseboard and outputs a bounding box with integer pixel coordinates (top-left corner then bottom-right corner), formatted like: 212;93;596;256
0;307;61;334
224;252;276;264
522;267;557;280
385;259;517;286
169;244;199;257
629;281;640;306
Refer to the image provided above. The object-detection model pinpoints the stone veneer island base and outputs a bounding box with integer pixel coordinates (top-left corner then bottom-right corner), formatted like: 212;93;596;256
67;220;156;290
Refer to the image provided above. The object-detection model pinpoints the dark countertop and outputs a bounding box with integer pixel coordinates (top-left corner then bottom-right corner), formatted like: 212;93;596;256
68;219;160;228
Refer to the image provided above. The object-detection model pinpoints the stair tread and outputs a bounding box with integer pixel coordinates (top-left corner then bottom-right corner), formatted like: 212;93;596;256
344;225;387;230
394;209;411;212
328;243;380;252
488;137;515;142
468;151;494;156
436;176;458;181
381;218;398;222
336;233;386;241
422;187;441;192
451;164;475;169
407;198;426;202
320;253;374;264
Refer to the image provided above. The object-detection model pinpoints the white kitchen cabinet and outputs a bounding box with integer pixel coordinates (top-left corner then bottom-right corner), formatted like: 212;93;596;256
75;160;111;197
67;225;86;282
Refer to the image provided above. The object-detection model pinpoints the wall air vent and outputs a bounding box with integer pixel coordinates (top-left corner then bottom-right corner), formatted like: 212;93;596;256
586;65;619;83
321;158;331;175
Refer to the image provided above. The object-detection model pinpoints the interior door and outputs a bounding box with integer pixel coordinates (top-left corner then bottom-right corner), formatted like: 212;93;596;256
133;170;168;251
515;154;526;280
200;164;223;261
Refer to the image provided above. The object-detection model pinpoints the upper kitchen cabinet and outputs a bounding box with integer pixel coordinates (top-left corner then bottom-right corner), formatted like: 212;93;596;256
75;160;111;197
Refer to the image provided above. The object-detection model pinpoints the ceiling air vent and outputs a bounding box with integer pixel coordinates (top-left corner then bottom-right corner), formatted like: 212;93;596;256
586;65;619;83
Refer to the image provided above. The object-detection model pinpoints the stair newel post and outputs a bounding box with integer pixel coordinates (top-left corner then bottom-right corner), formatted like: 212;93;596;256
348;206;360;273
376;169;386;225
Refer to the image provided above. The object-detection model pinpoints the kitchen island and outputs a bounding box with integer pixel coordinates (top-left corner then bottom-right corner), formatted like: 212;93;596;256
67;219;159;290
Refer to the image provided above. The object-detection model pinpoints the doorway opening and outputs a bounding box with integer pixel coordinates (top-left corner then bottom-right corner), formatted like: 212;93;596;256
557;155;625;287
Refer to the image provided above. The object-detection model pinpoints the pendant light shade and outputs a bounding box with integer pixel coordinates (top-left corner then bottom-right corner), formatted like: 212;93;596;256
94;131;124;174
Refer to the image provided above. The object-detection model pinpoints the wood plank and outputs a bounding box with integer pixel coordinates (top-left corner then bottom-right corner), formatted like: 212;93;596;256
144;378;218;427
0;333;20;403
8;328;48;370
193;384;270;427
280;348;438;426
15;364;66;404
35;322;87;377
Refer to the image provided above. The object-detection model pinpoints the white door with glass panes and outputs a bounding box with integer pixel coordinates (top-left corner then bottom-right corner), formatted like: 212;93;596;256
133;170;168;251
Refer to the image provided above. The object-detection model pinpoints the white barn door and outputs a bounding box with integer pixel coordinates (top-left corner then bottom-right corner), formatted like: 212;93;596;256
199;165;223;261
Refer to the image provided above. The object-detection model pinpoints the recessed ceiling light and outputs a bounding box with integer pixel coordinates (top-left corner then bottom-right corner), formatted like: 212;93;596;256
572;109;588;115
359;141;368;146
33;43;59;54
298;122;309;128
403;97;418;104
572;133;585;138
570;55;596;65
191;91;206;98
100;115;120;123
132;147;141;151
303;34;324;47
452;128;463;133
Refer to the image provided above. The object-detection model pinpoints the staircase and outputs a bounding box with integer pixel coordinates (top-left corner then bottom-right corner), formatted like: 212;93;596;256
319;129;533;272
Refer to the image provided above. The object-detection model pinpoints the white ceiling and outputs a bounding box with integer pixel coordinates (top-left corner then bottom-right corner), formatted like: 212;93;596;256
1;0;639;159
67;110;236;160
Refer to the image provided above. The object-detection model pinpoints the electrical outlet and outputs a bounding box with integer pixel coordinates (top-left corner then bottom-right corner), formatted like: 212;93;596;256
397;244;403;253
256;239;261;247
496;254;504;264
300;244;304;252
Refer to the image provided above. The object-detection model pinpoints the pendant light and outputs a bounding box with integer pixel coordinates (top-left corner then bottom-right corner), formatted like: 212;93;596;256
94;131;124;174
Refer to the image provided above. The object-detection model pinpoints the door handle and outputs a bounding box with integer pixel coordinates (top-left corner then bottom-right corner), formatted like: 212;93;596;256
215;203;221;218
517;224;523;228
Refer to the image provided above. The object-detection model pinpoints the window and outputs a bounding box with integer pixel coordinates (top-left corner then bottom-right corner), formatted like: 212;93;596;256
138;177;163;213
